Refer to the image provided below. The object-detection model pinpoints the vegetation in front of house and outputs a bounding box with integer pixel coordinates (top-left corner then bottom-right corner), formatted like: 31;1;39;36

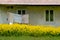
0;24;60;36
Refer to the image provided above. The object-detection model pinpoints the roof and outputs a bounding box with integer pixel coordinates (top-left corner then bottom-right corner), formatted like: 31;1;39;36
0;0;60;5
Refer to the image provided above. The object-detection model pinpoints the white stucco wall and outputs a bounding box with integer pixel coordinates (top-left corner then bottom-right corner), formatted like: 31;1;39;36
0;6;8;23
27;6;60;26
54;7;60;26
27;6;45;25
0;5;60;26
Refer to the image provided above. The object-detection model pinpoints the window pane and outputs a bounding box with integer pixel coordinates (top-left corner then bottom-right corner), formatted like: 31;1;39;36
46;10;49;21
18;10;21;14
50;10;53;21
22;10;25;15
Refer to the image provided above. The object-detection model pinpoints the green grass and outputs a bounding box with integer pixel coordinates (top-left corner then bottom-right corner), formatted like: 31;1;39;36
0;36;60;40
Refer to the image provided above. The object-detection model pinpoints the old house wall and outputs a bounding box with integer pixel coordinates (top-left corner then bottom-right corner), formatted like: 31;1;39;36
0;5;60;26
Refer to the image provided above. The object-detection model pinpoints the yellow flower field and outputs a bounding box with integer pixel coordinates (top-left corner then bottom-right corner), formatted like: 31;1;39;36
0;24;60;36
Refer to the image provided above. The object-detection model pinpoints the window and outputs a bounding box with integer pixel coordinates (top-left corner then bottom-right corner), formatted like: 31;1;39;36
45;10;54;22
50;10;53;21
18;10;25;15
22;10;25;15
18;10;21;14
46;10;49;21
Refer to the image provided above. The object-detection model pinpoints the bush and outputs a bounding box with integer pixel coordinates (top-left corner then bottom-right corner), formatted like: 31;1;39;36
0;24;60;36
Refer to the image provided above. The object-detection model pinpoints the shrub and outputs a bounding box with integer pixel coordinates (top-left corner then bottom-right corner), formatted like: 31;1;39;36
0;24;59;36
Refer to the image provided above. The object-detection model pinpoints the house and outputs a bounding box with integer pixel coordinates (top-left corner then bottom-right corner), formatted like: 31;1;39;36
0;0;60;26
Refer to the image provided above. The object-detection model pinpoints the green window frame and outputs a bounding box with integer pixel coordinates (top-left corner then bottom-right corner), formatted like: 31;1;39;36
46;10;53;22
18;10;25;15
